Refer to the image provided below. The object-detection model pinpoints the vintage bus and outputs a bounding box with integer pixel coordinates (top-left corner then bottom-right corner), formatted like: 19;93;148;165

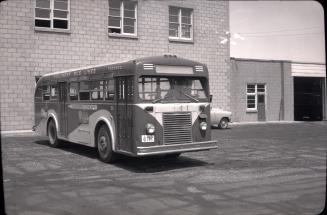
33;55;218;163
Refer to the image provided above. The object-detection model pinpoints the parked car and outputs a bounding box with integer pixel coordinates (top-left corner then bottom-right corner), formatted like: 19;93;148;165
211;107;232;129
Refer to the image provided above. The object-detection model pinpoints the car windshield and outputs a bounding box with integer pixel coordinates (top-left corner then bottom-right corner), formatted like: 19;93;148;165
138;76;208;102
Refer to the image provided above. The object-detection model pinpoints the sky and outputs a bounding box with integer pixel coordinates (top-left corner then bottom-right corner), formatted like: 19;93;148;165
229;1;325;63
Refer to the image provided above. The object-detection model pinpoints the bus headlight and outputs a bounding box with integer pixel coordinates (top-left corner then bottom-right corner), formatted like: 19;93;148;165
200;122;207;131
146;123;155;134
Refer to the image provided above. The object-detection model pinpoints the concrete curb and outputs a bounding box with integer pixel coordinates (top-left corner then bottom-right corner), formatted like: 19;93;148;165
1;130;36;137
230;121;326;127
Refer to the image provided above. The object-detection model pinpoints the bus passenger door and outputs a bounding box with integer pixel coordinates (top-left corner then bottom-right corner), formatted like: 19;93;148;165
58;82;67;137
116;76;134;152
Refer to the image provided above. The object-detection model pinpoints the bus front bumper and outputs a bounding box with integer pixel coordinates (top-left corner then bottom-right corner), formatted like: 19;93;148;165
136;140;218;156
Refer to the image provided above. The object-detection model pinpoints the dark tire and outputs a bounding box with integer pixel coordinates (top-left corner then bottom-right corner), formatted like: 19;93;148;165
97;125;116;163
47;119;61;147
166;153;181;159
218;118;229;129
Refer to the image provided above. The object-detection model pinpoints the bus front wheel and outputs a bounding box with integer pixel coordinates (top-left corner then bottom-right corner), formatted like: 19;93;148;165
47;119;61;147
97;125;116;163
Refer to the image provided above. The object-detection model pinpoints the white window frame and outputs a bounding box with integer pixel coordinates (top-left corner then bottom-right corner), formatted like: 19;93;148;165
169;6;193;41
246;84;266;111
34;0;70;30
108;0;137;36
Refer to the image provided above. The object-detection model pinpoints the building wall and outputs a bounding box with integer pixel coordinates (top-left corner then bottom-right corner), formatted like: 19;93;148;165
282;62;294;121
230;58;293;122
0;0;230;131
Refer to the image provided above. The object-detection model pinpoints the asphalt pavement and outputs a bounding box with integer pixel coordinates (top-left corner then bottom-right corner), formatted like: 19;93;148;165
2;121;326;215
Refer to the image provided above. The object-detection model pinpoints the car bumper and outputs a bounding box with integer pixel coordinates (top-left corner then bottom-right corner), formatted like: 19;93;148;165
136;140;218;156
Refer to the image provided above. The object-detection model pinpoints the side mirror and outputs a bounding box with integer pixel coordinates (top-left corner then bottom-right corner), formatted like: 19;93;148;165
209;94;213;103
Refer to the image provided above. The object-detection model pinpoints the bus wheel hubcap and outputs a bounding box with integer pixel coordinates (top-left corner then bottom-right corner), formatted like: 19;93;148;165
99;136;107;153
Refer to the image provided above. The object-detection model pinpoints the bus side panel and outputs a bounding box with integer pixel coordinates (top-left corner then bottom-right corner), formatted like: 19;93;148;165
34;101;47;136
34;102;60;136
88;104;116;148
133;105;163;148
66;103;93;145
65;103;115;147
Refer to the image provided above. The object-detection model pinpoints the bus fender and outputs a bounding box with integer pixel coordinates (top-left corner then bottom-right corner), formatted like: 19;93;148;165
47;111;59;135
93;117;116;151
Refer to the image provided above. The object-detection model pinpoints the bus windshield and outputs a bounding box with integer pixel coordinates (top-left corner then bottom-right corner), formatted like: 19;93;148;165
138;76;208;103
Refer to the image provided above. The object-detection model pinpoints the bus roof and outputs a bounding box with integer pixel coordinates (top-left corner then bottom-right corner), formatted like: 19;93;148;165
38;55;207;84
134;55;205;67
42;60;130;77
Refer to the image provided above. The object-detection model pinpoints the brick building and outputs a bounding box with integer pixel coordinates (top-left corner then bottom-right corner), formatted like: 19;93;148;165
0;0;230;131
230;58;326;122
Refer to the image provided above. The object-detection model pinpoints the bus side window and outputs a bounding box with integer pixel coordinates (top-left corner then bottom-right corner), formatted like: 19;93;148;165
105;79;115;100
91;80;104;100
42;85;50;101
50;84;58;100
79;81;90;101
69;82;78;101
35;86;42;102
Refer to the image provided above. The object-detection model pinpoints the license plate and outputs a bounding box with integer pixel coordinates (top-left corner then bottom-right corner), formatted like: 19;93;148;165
141;135;154;143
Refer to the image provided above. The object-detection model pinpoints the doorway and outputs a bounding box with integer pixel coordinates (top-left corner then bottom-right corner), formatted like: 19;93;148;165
294;77;324;121
257;94;266;121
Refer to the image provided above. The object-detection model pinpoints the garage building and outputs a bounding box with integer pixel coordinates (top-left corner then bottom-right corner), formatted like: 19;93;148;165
230;58;326;122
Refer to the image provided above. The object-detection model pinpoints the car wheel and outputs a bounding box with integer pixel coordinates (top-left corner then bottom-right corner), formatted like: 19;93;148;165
97;125;117;163
47;119;61;147
218;118;229;129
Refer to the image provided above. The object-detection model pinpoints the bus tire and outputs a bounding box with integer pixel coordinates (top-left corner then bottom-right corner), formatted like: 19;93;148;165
47;119;61;147
97;125;116;163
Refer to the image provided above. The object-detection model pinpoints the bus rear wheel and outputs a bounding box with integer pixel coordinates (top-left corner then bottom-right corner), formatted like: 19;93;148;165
47;119;61;147
97;125;116;163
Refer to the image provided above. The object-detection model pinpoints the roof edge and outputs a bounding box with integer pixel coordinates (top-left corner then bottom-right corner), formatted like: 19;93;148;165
230;57;325;65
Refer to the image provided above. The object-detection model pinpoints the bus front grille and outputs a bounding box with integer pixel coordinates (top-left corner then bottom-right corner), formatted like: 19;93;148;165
163;112;192;144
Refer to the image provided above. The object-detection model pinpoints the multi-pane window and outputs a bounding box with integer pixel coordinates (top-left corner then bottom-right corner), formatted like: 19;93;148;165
50;85;58;100
108;0;137;35
69;82;78;100
191;80;206;99
42;85;50;101
169;7;193;40
138;77;170;101
91;81;104;100
35;0;69;29
79;81;90;100
246;84;266;111
105;79;115;100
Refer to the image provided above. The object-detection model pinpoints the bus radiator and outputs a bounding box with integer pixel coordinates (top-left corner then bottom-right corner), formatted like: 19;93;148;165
163;112;192;144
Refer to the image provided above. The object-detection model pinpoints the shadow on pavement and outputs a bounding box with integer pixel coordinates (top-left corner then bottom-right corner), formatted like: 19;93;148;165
34;139;98;159
34;140;211;173
113;155;211;173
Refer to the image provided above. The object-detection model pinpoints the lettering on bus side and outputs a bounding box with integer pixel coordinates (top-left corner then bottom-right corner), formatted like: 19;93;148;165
68;104;98;110
106;65;123;71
